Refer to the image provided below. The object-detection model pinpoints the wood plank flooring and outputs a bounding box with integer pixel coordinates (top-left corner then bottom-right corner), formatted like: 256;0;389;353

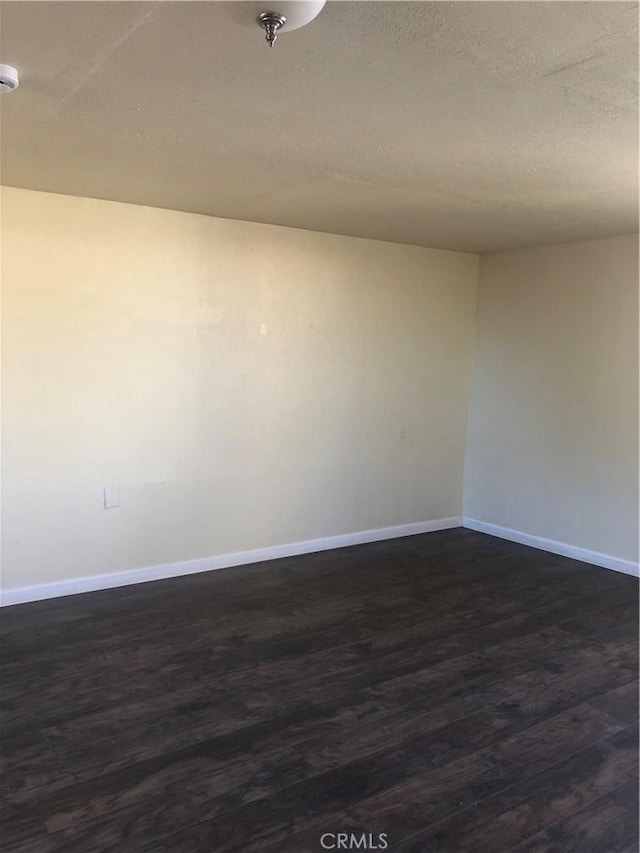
1;529;638;852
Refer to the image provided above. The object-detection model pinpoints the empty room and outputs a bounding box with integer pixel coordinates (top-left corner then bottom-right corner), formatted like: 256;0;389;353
0;1;638;851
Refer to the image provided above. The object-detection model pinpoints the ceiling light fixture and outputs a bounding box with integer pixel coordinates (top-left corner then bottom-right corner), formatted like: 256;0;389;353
257;12;287;47
225;1;326;47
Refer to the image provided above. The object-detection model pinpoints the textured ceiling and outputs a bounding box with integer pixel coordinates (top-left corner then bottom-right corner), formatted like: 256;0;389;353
0;1;638;252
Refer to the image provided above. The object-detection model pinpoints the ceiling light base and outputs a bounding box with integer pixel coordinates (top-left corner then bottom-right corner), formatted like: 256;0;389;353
257;12;286;46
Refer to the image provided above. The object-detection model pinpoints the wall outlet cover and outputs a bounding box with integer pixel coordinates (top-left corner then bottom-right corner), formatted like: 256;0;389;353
104;485;120;509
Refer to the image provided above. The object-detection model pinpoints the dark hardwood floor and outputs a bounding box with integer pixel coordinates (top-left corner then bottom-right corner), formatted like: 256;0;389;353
1;529;638;852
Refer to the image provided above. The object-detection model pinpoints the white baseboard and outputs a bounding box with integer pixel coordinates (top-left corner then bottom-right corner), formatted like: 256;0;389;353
463;517;639;578
0;517;462;607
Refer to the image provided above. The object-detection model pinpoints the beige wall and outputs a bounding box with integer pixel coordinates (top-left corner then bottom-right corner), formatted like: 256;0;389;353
1;187;478;591
464;234;639;563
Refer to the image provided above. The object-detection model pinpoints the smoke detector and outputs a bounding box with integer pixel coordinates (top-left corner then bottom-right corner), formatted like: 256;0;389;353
0;65;19;92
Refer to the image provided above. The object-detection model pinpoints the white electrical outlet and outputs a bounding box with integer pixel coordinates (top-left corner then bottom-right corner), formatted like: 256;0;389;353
104;485;120;509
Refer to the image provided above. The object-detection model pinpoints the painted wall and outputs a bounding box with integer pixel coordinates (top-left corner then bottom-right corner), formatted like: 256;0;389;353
1;187;478;591
464;234;639;563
